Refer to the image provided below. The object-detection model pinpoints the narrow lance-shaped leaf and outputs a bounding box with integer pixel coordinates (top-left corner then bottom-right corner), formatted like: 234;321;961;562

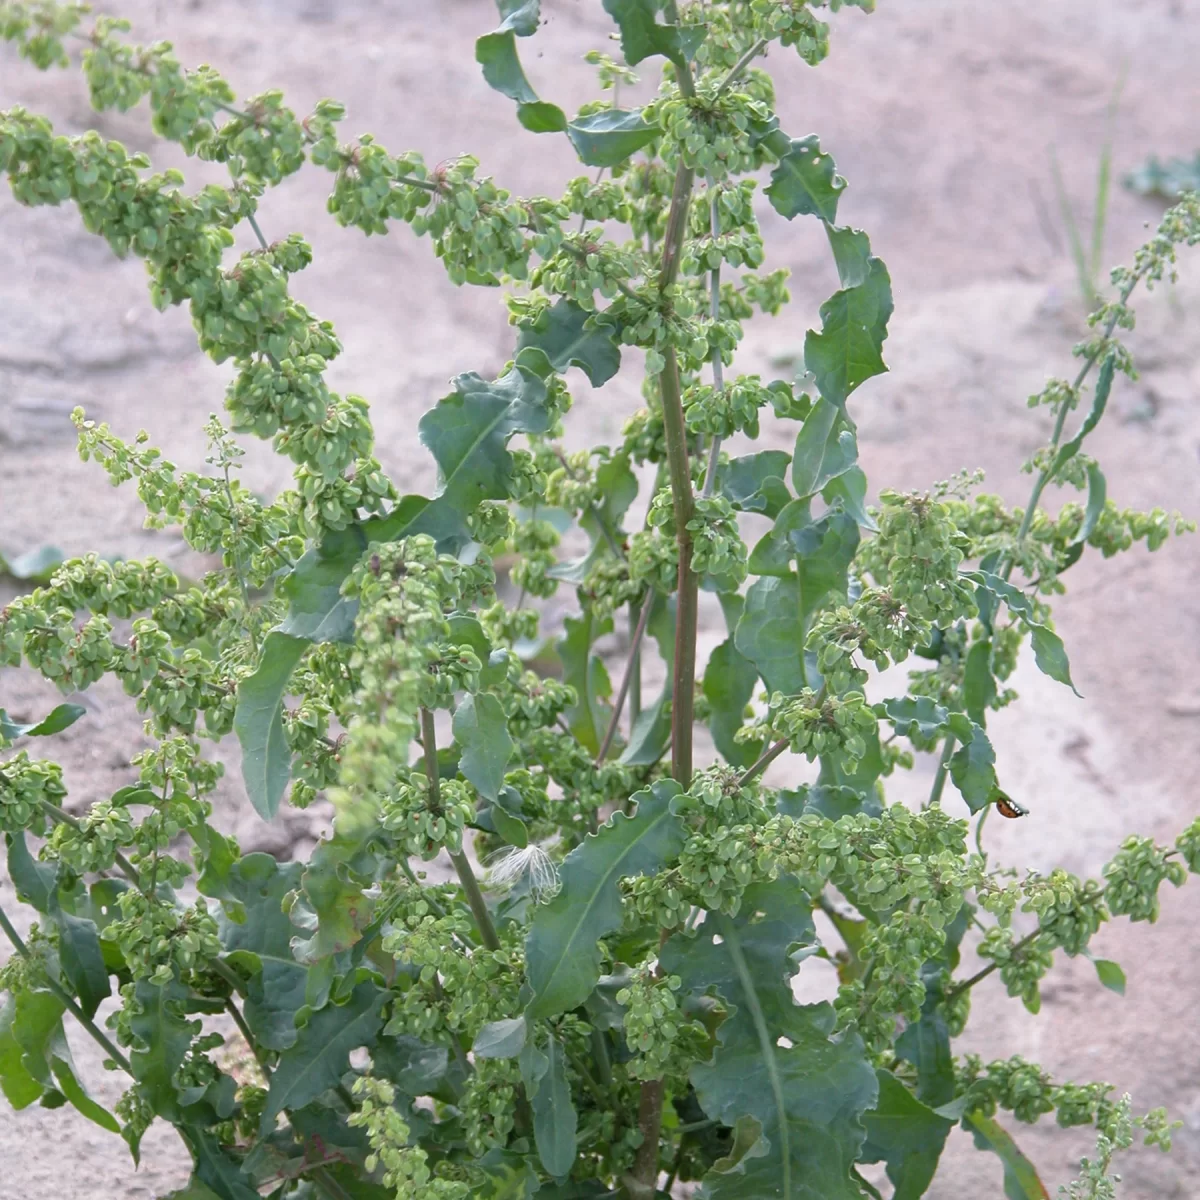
966;1111;1051;1200
969;572;1081;696
531;1034;578;1177
1051;353;1116;475
620;593;674;767
233;631;307;821
525;781;685;1019
0;702;86;740
791;397;859;500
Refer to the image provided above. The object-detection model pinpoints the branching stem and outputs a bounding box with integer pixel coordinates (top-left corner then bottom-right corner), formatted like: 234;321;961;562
596;594;653;763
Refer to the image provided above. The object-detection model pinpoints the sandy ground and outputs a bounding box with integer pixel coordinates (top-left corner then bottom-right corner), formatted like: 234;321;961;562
2;0;1200;1196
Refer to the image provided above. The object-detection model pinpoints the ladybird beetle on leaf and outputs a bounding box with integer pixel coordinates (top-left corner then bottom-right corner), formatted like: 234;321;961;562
994;791;1028;819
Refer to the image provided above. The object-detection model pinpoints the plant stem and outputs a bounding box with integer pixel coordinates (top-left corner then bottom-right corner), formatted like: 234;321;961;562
702;173;725;498
945;928;1042;999
245;210;269;252
0;900;133;1074
716;37;769;95
209;954;249;999
737;737;789;787
628;601;643;727
926;736;956;808
420;707;501;952
590;1025;613;1087
226;997;272;1080
596;595;653;763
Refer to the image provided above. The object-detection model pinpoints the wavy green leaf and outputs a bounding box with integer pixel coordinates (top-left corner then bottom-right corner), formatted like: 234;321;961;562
966;1111;1050;1200
949;723;997;813
276;525;367;644
473;1016;528;1060
566;108;660;167
6;831;59;913
664;880;878;1200
532;1034;577;1177
704;631;762;769
1076;461;1107;546
804;257;893;409
1051;353;1115;476
129;980;199;1120
748;497;813;578
0;702;86;740
862;1070;953;1200
189;1129;261;1200
0;993;44;1108
218;854;307;1051
453;692;514;802
55;909;110;1019
419;367;552;522
791;397;858;500
260;981;387;1133
556;611;614;756
234;631;307;821
963;638;996;726
825;225;873;288
734;574;807;695
601;0;705;66
719;450;792;519
525;780;684;1019
516;299;622;386
791;510;859;634
1092;957;1126;995
765;134;846;223
476;28;567;133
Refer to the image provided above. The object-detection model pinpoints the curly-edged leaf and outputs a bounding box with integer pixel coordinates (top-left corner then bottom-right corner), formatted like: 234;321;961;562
189;1129;261;1200
1092;957;1126;995
567;108;660;167
453;692;514;802
969;572;1080;696
496;0;540;35
966;1111;1050;1200
218;854;307;1051
823;465;875;530
261;982;387;1133
517;299;622;386
419;367;551;521
6;831;60;913
791;398;857;500
276;525;367;645
862;1070;953;1200
825;225;873;289
525;780;684;1020
734;574;807;695
665;880;878;1200
949;722;997;814
531;1034;577;1176
55;909;110;1019
473;1016;528;1060
804;257;893;409
704;633;763;769
1051;354;1115;476
129;980;199;1119
556;611;614;756
876;697;954;742
234;631;307;821
791;510;859;634
619;593;674;767
602;0;705;66
765;134;846;223
0;993;44;1108
748;498;813;578
0;702;86;741
473;1147;544;1198
290;840;375;964
372;1034;450;1095
720;450;793;519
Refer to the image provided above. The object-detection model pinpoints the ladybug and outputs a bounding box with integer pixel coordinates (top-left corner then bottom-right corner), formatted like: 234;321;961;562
993;791;1028;819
